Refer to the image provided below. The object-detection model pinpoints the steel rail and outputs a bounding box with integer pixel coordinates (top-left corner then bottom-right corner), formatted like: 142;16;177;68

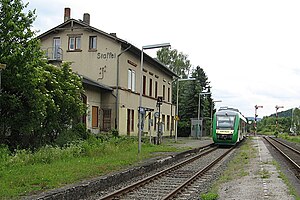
99;145;218;200
264;136;300;173
269;137;300;155
162;146;234;200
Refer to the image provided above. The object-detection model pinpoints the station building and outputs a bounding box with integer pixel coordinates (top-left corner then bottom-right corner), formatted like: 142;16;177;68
38;8;178;136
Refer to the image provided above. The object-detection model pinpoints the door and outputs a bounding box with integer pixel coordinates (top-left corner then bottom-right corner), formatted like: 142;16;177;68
53;37;61;60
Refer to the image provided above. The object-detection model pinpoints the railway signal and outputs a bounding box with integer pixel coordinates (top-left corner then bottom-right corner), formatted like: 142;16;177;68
275;105;284;132
254;105;263;135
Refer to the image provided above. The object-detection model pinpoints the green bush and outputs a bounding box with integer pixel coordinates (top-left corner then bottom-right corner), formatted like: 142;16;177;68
0;144;10;163
178;121;191;137
54;123;91;147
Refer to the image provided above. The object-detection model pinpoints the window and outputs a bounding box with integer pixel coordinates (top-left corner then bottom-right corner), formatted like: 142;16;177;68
127;109;134;135
167;115;170;131
68;36;81;50
103;109;111;130
53;37;61;60
128;69;136;91
131;110;134;131
168;87;170;102
163;85;166;100
171;116;174;131
92;106;99;128
149;78;153;97
143;75;146;95
89;36;97;50
155;81;158;98
216;115;236;129
162;114;165;132
148;112;152;131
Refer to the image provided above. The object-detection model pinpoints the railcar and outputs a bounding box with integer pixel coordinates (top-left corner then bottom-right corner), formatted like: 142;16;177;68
212;107;247;145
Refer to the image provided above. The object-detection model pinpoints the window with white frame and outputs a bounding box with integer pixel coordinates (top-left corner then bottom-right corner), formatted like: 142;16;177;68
68;36;81;50
89;36;97;50
128;69;136;91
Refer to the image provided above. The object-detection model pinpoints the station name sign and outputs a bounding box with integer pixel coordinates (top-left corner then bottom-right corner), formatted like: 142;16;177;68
97;52;116;60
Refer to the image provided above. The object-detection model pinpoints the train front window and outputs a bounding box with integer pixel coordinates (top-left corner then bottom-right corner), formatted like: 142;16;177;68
216;115;235;129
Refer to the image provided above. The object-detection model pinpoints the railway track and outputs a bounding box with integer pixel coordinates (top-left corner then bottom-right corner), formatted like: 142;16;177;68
264;136;300;179
98;145;235;200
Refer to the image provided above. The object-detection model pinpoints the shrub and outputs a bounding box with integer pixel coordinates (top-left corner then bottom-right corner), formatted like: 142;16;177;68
0;144;10;164
55;123;91;147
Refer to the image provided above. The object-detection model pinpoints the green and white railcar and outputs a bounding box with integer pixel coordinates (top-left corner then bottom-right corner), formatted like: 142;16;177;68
212;107;247;145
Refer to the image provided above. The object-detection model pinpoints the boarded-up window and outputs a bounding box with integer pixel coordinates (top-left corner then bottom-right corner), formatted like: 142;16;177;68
92;106;99;128
103;109;111;130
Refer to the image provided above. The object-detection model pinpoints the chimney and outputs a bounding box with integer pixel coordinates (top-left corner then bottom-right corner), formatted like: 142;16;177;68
64;8;71;22
83;13;90;25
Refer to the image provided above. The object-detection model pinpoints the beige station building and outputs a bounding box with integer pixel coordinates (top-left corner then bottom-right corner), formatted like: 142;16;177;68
38;8;178;137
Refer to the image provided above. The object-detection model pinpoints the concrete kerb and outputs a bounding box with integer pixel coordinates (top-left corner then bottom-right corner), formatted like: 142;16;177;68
24;145;208;200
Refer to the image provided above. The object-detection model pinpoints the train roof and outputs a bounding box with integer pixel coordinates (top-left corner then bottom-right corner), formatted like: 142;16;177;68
216;107;247;122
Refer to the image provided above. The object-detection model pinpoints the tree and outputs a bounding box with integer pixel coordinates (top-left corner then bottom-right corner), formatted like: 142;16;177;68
0;0;85;149
157;47;191;78
156;48;213;136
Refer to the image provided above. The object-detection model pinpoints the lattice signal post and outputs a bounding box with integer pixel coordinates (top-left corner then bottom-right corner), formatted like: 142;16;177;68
254;105;263;135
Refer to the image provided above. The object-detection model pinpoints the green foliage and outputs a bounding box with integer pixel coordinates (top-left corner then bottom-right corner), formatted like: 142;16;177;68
274;130;279;138
156;47;191;79
0;136;181;198
54;124;90;147
0;0;85;150
200;192;219;200
258;116;291;134
156;48;213;136
111;128;119;138
279;133;300;143
178;121;191;137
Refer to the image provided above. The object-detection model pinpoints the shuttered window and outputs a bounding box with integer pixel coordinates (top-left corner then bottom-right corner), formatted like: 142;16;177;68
92;106;99;128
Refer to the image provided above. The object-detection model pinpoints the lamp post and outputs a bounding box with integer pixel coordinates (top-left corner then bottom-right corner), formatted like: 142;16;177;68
175;78;196;142
138;43;171;154
210;100;222;135
197;92;211;138
0;63;7;92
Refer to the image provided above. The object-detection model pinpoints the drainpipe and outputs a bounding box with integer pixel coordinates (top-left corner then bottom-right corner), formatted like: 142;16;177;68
116;44;132;134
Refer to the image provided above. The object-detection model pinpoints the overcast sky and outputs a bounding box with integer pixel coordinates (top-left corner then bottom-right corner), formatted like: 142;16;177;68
24;0;300;117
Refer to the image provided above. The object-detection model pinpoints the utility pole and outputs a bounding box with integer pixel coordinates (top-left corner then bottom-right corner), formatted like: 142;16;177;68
254;105;263;135
275;105;284;131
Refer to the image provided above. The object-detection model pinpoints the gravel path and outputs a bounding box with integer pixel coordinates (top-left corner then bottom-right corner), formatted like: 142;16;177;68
218;137;294;200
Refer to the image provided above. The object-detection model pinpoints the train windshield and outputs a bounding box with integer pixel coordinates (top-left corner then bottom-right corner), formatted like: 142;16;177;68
216;115;235;129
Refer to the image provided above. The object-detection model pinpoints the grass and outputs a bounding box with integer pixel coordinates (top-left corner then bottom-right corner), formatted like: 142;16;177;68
259;168;271;179
0;136;187;199
272;160;300;200
278;133;300;143
200;138;256;199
